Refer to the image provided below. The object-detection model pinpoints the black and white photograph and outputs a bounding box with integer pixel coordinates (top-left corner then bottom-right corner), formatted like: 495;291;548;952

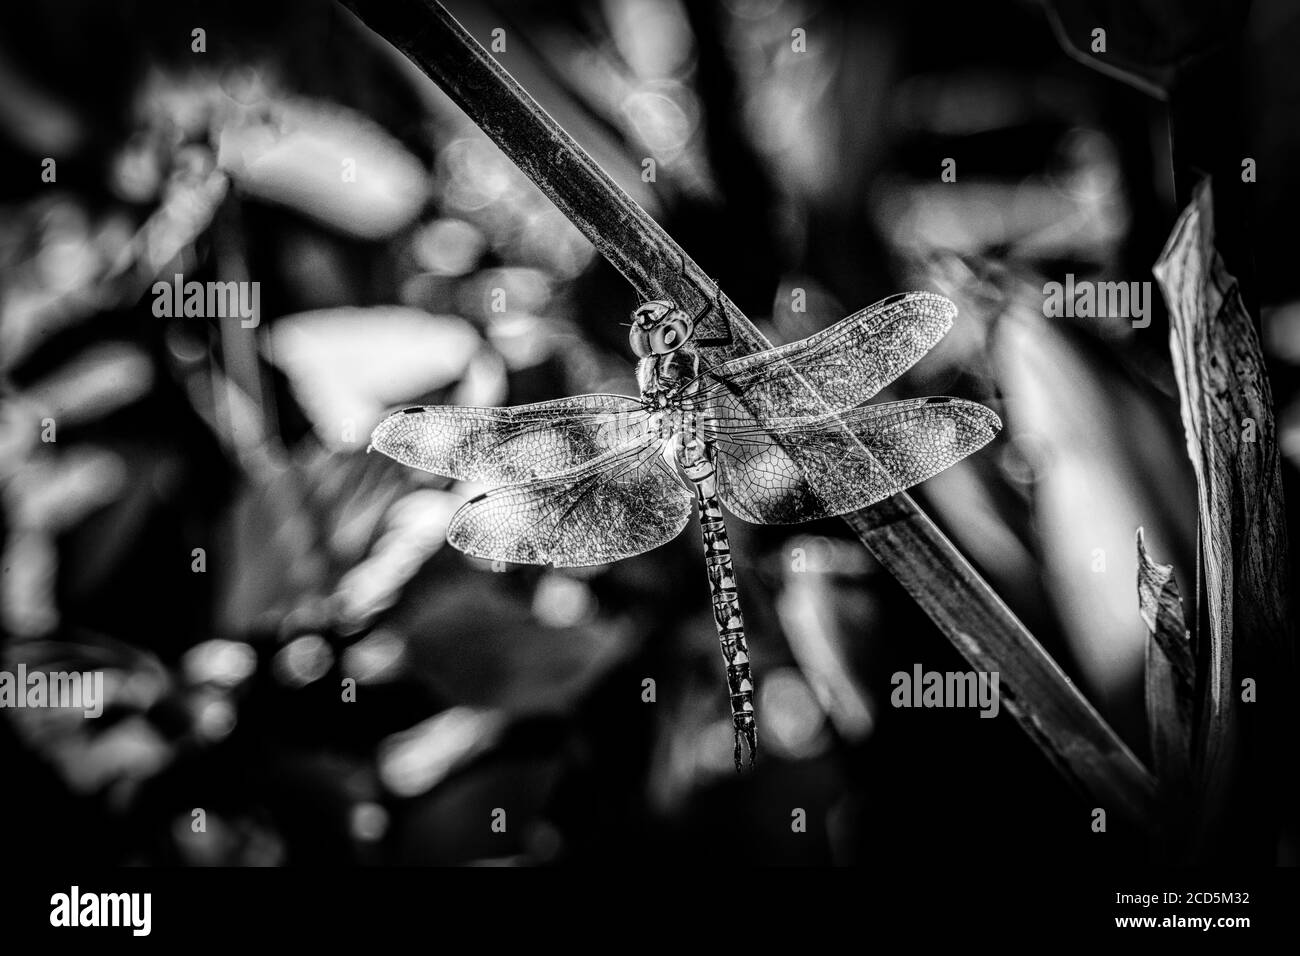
0;0;1297;937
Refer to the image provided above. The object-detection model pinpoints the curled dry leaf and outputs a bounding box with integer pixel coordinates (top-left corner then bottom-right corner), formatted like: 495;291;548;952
1135;527;1193;797
1152;177;1290;838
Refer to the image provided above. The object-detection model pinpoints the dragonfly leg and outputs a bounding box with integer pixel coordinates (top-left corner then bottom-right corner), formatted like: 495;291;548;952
670;249;728;332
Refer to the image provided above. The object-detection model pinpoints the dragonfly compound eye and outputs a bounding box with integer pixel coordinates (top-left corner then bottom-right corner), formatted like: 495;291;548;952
629;300;694;356
649;314;693;354
630;300;669;356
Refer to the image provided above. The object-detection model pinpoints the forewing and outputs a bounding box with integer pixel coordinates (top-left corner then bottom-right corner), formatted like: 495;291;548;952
447;435;693;566
706;397;1000;524
370;394;649;483
680;291;955;420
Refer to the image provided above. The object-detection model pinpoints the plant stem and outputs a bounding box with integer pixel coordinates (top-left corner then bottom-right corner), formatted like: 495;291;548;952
338;0;1156;823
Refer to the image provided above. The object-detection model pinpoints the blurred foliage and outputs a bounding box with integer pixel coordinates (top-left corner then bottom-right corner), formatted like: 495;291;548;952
0;0;1296;865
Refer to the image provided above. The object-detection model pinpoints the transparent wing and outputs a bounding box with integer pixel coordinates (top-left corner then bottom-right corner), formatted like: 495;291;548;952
705;397;1001;524
369;394;650;483
679;291;955;419
447;435;693;567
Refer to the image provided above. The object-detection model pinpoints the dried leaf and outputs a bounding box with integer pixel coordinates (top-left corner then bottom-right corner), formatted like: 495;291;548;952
1152;178;1290;824
1135;527;1193;794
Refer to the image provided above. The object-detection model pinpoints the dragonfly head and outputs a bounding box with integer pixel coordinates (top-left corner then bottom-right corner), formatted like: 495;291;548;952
629;300;694;357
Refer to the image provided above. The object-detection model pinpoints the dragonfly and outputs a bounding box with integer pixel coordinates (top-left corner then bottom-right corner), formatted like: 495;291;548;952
370;290;1000;770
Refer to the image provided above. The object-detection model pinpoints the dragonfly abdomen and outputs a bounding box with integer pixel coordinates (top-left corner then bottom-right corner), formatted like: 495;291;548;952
678;441;757;770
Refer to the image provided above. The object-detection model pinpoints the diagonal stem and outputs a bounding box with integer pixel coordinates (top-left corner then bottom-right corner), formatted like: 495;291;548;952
338;0;1156;824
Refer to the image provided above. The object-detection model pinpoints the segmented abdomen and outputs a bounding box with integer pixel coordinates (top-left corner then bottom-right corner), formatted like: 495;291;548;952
686;447;757;769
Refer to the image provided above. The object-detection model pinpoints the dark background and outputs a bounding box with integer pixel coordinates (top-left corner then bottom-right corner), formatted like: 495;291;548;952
0;0;1296;866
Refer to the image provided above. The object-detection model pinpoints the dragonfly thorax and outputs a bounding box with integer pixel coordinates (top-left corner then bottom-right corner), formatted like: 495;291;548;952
637;346;700;405
648;406;703;442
